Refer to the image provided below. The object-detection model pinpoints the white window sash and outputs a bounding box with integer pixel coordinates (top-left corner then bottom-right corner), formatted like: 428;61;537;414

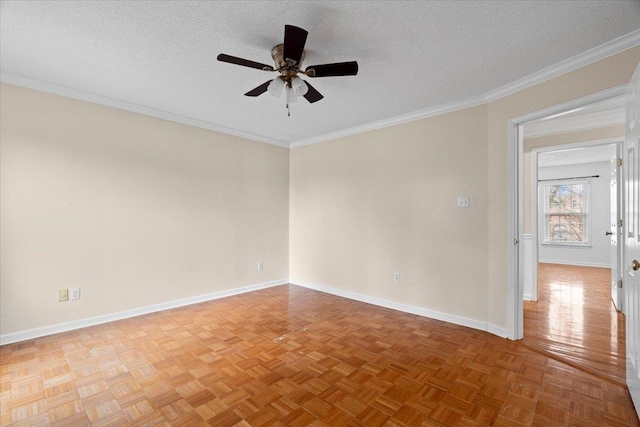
539;179;590;246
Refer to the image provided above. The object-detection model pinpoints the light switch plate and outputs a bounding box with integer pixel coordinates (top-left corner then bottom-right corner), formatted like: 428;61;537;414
457;197;469;208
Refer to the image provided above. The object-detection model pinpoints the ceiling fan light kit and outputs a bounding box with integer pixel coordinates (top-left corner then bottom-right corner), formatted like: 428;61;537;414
217;25;358;116
267;77;284;97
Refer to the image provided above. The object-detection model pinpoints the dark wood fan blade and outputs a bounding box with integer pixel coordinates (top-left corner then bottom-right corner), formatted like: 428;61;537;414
244;80;273;97
217;54;275;71
302;81;324;103
283;25;308;66
306;61;358;77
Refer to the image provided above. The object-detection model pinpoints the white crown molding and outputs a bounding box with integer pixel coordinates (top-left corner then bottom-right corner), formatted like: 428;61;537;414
289;94;487;148
0;72;290;149
523;108;625;138
291;279;508;339
0;278;288;345
485;29;640;102
292;30;639;148
2;30;638;149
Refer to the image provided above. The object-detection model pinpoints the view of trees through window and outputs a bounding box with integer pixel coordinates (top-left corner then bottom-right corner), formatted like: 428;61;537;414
543;182;588;244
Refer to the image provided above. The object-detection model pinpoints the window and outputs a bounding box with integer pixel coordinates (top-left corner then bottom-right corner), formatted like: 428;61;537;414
541;181;589;245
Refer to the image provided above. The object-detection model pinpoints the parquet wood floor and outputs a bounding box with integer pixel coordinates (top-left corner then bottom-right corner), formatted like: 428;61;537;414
523;263;626;386
1;284;638;426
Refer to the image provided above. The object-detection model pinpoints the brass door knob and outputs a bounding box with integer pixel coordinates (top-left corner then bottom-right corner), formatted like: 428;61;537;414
633;260;640;271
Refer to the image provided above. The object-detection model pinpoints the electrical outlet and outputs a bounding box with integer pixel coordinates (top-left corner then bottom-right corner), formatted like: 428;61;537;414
59;289;69;302
457;197;470;208
70;288;81;301
258;262;263;271
394;272;400;282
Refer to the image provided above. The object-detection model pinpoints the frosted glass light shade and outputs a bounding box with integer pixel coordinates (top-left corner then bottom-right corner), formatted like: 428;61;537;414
268;78;284;97
292;77;308;96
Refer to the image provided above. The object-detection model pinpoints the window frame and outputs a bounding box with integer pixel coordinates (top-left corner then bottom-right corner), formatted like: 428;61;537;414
539;179;591;247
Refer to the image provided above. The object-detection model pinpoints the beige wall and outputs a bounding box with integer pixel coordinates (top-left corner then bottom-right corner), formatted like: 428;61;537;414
0;84;290;335
290;105;489;323
291;46;640;332
2;47;639;339
523;125;625;235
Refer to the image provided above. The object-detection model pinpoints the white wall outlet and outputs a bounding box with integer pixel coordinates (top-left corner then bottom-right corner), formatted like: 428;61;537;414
457;196;470;208
258;262;263;271
70;287;80;301
394;272;400;282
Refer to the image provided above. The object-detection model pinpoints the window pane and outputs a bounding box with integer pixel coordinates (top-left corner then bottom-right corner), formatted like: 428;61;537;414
546;214;585;242
543;183;587;244
546;184;583;214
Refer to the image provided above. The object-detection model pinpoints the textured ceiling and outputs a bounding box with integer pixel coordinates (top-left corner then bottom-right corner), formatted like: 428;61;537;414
1;1;640;146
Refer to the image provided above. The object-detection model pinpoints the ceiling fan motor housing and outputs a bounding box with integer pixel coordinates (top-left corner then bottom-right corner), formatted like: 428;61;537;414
271;44;305;83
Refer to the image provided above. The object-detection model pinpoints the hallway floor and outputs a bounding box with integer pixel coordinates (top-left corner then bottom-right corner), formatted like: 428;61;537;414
523;263;626;386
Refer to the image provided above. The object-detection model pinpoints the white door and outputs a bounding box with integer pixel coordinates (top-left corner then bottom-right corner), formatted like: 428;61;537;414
624;60;640;415
611;144;623;312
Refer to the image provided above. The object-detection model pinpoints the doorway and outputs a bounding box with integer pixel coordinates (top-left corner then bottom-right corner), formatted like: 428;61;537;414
516;95;627;384
528;140;623;305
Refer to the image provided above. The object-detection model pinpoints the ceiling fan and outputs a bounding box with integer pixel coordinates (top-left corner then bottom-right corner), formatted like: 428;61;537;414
217;25;359;116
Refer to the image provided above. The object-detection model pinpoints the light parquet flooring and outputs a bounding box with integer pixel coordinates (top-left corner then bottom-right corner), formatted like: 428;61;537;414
523;263;626;386
1;284;639;426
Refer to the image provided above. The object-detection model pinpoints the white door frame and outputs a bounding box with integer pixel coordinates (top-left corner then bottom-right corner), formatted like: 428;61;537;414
507;84;627;340
530;138;623;304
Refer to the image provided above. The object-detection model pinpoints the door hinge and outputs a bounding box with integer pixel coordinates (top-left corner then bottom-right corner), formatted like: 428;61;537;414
618;219;623;228
617;158;623;167
514;238;519;246
618;280;623;289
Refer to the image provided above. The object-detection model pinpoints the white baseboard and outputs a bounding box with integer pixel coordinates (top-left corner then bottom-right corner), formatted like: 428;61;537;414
487;323;509;338
1;278;513;345
0;278;289;345
523;293;533;301
538;259;610;268
291;279;509;339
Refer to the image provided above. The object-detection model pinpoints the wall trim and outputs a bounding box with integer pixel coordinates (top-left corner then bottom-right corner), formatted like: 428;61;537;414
522;234;534;302
538;260;611;269
289;94;487;148
523;109;625;139
0;278;289;346
0;73;290;149
485;29;640;102
0;278;512;345
291;279;509;339
291;30;640;148
487;324;509;338
2;31;638;150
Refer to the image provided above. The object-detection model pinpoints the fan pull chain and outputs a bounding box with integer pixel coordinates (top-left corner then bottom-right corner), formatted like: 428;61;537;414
286;86;291;117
